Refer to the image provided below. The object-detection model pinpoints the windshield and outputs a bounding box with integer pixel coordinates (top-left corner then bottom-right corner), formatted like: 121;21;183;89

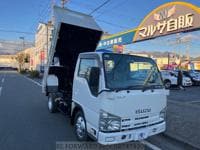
103;53;163;90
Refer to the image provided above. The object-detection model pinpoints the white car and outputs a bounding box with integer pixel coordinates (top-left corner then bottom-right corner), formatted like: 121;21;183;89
161;70;192;88
161;71;177;89
171;71;193;87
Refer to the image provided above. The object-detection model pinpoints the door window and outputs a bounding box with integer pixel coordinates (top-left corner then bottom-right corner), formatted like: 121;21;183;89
78;58;98;80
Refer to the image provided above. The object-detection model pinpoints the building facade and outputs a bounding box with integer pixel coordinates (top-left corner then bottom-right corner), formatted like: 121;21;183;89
34;22;53;71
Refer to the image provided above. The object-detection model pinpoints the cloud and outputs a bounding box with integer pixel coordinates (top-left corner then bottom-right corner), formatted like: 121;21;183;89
180;34;200;42
0;40;33;54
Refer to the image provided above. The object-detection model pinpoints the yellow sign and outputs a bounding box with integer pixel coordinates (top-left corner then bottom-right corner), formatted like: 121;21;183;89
99;2;200;49
134;2;200;42
139;13;194;38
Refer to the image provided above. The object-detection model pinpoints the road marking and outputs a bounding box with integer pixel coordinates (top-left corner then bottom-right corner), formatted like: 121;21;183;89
186;101;200;104
23;76;42;87
0;87;2;96
141;140;162;150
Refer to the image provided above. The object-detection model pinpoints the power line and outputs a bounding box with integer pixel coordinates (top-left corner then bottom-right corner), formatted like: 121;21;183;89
0;43;34;47
28;0;51;32
0;29;47;36
0;39;34;45
0;29;35;35
95;0;127;19
96;19;129;29
68;1;132;30
89;0;112;15
68;1;95;10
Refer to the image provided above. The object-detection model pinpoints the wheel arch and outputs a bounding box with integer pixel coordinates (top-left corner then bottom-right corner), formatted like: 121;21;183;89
164;79;171;82
71;103;85;125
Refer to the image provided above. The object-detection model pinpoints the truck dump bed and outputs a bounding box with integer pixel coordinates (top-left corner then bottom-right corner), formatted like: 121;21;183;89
50;6;102;65
45;6;102;95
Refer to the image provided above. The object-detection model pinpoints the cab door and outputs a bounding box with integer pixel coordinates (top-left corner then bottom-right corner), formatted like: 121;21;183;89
73;54;101;138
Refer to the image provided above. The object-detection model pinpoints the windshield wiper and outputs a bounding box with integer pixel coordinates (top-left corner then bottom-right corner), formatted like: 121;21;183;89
142;67;157;92
115;85;140;92
142;84;164;92
142;85;155;92
98;89;116;95
98;85;139;94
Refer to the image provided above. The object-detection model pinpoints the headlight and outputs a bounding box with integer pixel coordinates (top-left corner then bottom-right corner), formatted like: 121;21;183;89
99;110;121;132
160;107;166;120
194;78;200;81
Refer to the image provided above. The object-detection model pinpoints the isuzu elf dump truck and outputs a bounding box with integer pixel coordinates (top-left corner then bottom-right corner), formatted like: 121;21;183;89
42;6;168;145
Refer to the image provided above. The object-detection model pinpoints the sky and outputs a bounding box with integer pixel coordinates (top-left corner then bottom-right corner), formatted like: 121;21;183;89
0;0;200;57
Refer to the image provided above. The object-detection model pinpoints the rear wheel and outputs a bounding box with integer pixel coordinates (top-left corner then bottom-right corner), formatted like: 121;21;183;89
48;93;57;113
74;111;88;141
164;80;171;89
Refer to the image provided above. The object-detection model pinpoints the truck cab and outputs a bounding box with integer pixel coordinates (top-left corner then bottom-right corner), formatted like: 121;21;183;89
71;52;167;144
43;6;168;145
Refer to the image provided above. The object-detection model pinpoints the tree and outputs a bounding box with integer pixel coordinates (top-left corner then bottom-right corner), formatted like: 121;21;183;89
16;53;25;71
24;53;30;63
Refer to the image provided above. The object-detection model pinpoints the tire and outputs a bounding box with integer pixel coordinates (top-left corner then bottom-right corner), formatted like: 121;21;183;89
74;111;88;141
48;93;57;113
164;80;171;89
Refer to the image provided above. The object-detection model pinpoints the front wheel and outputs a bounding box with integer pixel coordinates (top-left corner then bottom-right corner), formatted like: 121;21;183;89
74;111;88;141
164;80;171;89
48;94;57;113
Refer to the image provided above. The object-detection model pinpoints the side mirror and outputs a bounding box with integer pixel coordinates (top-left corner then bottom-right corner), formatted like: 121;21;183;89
88;67;100;96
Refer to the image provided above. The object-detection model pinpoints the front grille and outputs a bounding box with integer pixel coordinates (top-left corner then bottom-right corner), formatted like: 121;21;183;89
122;118;131;122
135;116;149;120
134;121;148;126
121;120;164;131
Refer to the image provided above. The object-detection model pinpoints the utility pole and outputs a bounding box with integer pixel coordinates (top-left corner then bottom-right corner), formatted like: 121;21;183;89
184;40;190;61
46;24;49;57
167;34;182;69
168;52;170;67
51;0;55;23
61;0;69;8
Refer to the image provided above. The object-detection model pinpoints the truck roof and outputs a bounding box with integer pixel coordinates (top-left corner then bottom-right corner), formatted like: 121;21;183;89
53;6;102;31
80;51;156;60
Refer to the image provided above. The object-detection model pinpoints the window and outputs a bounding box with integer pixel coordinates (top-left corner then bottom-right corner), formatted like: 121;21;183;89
103;53;163;90
78;58;98;80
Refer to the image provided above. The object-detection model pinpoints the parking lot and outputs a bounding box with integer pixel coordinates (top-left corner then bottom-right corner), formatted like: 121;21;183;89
165;86;200;149
169;86;200;104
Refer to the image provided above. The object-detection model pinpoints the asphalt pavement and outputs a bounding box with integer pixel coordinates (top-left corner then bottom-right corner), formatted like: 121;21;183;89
0;71;148;150
169;86;200;104
0;71;77;150
164;86;200;149
0;71;198;150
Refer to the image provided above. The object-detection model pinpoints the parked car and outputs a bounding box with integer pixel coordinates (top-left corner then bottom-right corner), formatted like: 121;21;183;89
170;71;192;87
0;67;17;71
194;70;200;73
161;70;177;89
161;70;192;89
183;70;200;85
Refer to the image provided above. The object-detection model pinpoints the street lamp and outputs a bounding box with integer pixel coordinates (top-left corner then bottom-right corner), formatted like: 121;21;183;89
19;37;25;51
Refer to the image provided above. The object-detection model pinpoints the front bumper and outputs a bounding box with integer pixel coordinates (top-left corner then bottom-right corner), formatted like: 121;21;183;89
98;121;165;145
183;81;192;86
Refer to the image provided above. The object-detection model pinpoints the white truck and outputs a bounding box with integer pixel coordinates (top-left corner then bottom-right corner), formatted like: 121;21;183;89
42;6;168;145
